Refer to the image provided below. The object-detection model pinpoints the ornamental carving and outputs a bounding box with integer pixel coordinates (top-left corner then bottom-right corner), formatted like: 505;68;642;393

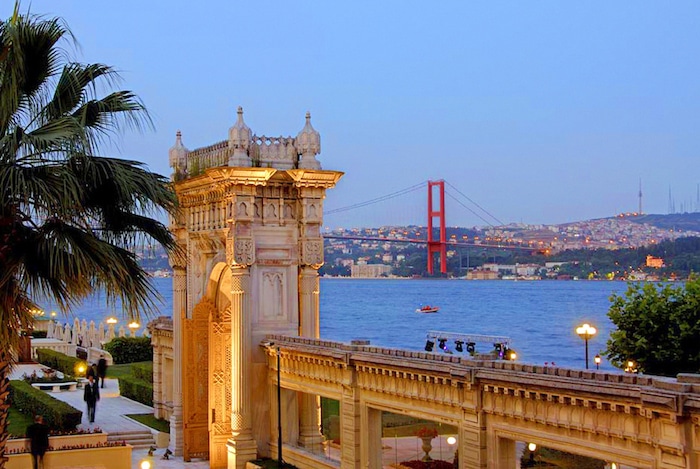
234;238;255;265
301;239;323;266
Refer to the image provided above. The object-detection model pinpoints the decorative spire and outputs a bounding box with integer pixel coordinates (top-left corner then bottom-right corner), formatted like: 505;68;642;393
228;105;252;167
296;111;321;170
168;130;189;179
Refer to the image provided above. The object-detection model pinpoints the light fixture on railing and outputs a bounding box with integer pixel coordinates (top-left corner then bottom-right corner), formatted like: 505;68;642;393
128;321;140;337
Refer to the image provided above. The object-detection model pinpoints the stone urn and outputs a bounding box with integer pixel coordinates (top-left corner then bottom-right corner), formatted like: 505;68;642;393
420;436;434;462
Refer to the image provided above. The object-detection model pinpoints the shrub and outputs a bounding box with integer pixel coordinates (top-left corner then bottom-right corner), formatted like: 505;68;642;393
31;331;47;338
8;381;81;431
35;349;86;377
118;375;153;406
132;362;153;383
104;337;152;364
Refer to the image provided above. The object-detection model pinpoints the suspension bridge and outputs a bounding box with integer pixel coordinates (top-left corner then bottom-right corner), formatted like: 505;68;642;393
322;179;542;275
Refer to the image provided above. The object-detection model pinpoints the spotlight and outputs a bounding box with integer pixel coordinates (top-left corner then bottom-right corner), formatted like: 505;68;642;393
494;343;503;352
162;449;172;460
425;340;434;352
455;341;464;352
466;342;476;353
148;445;156;456
438;338;447;351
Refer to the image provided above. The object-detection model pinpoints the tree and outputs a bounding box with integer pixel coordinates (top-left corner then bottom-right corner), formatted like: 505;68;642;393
605;277;700;377
0;4;177;465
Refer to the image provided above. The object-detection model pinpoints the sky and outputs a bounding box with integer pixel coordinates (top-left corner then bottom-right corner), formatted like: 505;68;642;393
5;1;700;228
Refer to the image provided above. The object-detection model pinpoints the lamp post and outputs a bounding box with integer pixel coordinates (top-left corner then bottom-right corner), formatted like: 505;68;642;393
575;323;597;369
527;442;537;467
106;317;117;341
277;346;284;466
594;354;601;370
128;321;140;337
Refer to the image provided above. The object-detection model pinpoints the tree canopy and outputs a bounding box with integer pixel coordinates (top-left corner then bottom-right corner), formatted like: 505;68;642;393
0;4;177;466
605;277;700;377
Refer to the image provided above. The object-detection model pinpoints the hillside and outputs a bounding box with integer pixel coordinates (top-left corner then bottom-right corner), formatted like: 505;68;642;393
625;212;700;232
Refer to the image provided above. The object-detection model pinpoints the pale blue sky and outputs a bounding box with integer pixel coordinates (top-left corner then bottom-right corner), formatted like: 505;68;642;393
7;2;700;227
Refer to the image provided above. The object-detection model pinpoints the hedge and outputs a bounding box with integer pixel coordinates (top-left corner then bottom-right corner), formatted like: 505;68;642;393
132;362;153;383
103;337;152;364
35;349;86;377
118;375;153;407
9;380;82;431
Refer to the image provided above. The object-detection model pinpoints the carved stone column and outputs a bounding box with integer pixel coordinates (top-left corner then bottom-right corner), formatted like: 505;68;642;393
297;266;324;451
169;265;186;456
227;255;257;468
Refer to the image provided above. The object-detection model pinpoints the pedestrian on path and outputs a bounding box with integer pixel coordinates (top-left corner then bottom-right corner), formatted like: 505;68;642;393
26;415;49;469
83;375;100;423
96;354;108;388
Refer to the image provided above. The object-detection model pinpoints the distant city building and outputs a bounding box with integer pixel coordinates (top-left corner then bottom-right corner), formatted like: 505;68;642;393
646;255;664;268
467;269;500;280
351;263;392;278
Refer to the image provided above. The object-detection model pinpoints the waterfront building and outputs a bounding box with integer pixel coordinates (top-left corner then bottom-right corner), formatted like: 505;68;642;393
350;263;392;278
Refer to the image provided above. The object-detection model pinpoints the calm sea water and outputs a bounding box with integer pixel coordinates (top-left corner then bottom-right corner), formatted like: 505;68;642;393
39;278;631;371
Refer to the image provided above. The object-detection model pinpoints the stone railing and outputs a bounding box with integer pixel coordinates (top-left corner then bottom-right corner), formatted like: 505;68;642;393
186;140;230;177
250;135;298;169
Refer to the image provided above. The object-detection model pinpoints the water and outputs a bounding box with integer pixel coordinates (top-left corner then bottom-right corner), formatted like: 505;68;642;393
38;278;631;371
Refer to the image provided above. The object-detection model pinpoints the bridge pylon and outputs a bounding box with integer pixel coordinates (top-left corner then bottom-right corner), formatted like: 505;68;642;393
427;180;447;275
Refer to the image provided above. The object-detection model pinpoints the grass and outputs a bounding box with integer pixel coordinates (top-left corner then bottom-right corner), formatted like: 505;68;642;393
8;406;34;437
125;413;170;433
108;361;151;380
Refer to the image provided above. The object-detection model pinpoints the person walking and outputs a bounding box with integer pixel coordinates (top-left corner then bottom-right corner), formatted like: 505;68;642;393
96;354;108;388
26;415;49;469
83;375;100;423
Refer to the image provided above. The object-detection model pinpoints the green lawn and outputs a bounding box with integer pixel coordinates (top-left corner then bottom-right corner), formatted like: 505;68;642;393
108;361;151;380
125;413;170;433
8;407;34;437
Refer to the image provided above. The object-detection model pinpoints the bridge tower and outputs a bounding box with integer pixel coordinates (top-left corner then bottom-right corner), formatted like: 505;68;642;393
427;180;447;275
163;107;342;468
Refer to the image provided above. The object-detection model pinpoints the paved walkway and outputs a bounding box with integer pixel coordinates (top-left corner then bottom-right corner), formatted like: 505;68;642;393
11;363;208;469
11;364;464;468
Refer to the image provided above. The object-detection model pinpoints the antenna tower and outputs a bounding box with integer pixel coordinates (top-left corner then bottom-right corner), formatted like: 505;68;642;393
638;179;643;215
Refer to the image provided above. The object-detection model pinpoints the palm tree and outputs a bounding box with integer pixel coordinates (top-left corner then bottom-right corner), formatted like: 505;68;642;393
0;5;177;465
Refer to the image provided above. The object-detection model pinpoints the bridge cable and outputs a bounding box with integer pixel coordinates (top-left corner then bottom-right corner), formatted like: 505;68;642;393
445;181;505;226
444;190;499;228
325;181;427;215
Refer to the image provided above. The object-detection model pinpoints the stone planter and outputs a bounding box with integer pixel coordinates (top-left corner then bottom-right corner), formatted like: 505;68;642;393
7;444;130;469
7;431;107;453
420;436;434;462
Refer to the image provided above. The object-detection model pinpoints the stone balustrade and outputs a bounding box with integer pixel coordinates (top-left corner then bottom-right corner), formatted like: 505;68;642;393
262;334;700;469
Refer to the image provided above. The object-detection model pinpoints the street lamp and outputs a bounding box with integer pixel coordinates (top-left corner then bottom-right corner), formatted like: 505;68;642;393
276;346;284;466
575;323;597;369
527;443;537;466
594;354;601;370
128;321;140;337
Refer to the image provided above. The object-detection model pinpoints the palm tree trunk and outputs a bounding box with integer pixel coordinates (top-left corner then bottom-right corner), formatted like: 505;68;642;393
0;349;12;468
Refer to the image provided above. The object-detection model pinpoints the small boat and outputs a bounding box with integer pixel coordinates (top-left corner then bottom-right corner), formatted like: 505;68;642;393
416;305;439;313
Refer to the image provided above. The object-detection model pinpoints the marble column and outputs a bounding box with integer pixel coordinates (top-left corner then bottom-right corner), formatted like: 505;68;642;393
297;266;324;451
169;266;186;456
227;265;257;469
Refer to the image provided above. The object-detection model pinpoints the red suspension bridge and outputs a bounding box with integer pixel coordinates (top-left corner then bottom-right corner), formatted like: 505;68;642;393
322;180;541;275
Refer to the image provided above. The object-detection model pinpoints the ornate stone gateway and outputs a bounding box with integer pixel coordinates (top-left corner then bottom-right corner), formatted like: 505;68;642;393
164;108;342;469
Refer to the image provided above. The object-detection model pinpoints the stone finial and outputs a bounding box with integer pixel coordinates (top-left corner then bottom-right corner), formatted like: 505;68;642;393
168;130;189;179
228;106;252;167
296;111;321;170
